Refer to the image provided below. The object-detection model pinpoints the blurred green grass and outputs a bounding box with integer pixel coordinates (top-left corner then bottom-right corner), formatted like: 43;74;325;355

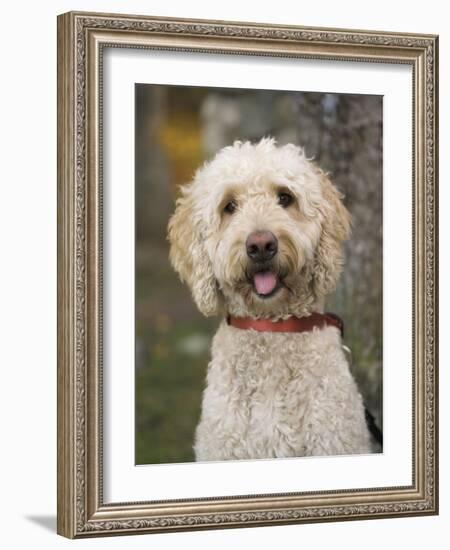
135;249;217;465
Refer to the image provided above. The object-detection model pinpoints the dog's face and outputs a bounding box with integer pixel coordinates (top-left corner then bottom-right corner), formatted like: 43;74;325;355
168;138;350;319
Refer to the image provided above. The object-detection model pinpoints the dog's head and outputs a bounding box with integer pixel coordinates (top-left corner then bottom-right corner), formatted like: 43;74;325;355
168;138;350;319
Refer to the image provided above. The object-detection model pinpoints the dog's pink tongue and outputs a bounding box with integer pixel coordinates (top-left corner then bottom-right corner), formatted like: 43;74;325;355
253;272;278;295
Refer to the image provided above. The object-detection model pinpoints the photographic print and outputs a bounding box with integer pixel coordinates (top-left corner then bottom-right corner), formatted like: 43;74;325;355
135;84;383;465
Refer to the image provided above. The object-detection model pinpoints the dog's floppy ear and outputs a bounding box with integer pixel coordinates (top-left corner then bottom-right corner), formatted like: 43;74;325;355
312;172;351;300
168;185;221;317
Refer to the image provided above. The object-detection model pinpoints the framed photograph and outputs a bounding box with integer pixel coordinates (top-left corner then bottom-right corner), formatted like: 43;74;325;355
57;11;439;538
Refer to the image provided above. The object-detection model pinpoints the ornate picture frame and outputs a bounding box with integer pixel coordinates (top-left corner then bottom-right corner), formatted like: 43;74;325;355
57;11;438;538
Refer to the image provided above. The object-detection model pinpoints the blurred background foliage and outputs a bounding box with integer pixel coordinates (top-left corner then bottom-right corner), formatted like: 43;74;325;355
135;84;382;465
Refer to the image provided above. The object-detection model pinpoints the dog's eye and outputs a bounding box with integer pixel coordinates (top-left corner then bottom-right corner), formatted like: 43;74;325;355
278;192;294;208
224;200;237;214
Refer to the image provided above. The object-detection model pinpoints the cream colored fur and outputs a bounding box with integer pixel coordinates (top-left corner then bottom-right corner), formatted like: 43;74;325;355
168;138;372;460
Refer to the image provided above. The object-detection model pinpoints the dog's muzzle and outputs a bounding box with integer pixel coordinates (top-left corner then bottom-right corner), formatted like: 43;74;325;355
245;231;280;297
246;231;278;263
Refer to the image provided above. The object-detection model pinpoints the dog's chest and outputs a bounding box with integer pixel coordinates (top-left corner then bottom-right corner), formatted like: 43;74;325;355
237;346;310;455
206;326;339;458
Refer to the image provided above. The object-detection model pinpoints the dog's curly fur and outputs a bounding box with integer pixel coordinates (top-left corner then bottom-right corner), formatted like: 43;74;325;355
168;138;372;460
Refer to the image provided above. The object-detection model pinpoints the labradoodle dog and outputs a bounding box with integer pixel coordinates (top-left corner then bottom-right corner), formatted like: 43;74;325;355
168;138;373;461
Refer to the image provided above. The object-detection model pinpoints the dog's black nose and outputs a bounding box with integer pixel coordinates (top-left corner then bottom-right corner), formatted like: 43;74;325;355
246;231;278;262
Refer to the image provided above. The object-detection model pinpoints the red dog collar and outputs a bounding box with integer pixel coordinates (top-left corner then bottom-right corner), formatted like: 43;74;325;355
227;312;344;337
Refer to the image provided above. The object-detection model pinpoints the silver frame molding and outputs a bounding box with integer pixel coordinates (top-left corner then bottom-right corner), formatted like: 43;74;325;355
57;11;439;538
